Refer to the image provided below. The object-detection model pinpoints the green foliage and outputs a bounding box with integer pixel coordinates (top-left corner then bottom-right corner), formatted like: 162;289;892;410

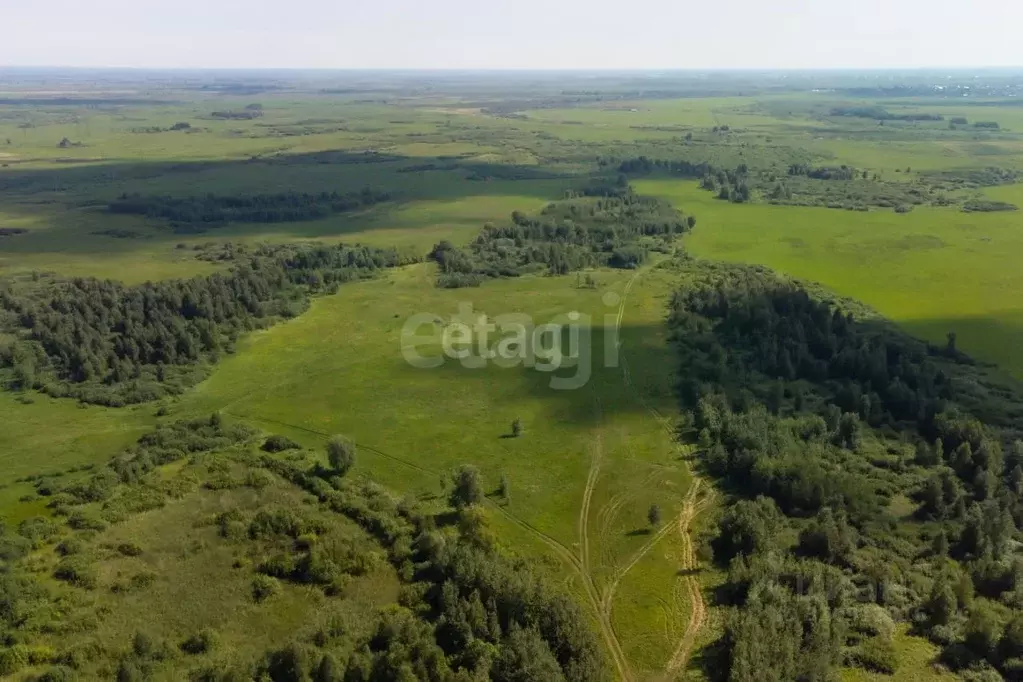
449;465;484;509
54;557;97;590
262;435;302;452
251;574;280;602
428;189;690;286
181;628;219;655
492;625;567;682
325;435;355;475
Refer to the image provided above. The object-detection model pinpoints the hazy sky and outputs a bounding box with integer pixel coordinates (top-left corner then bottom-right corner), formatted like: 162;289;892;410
2;0;1021;70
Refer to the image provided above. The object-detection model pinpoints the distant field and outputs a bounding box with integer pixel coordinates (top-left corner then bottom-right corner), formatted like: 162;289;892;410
639;179;1023;380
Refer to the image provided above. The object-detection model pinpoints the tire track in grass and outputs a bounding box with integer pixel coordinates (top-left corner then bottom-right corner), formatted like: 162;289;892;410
662;490;711;680
601;482;700;613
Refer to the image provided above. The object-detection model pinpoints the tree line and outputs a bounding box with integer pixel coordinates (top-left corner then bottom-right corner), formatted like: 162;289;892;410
109;188;391;231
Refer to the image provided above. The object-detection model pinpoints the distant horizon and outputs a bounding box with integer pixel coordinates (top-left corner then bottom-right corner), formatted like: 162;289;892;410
3;0;1021;72
2;65;1023;74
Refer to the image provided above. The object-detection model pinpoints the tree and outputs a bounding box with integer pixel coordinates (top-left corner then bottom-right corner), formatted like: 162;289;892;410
687;216;697;229
491;626;566;682
648;504;662;528
511;418;523;438
265;643;309;682
499;474;510;502
714;497;784;562
326;435;355;475
450;465;484;509
964;602;1001;661
314;653;340;682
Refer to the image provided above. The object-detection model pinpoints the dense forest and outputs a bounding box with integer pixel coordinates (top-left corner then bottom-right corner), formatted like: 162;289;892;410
0;416;606;680
428;181;693;288
109;189;391;232
669;261;1023;681
0;243;418;405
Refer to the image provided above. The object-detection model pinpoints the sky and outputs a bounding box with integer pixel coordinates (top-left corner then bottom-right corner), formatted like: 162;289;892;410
1;0;1022;71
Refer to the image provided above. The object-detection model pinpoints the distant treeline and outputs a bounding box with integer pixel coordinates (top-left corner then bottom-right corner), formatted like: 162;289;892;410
787;163;859;181
830;106;945;121
428;181;693;287
0;243;418;405
670;261;1023;681
613;156;714;177
109;189;391;231
210;104;264;120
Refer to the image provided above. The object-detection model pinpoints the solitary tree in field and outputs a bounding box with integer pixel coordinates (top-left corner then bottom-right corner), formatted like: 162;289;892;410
946;332;958;356
450;465;484;509
687;216;696;229
511;418;523;438
326;435;356;475
648;504;662;528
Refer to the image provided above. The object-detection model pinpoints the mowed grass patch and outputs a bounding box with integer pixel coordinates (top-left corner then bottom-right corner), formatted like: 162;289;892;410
638;179;1023;379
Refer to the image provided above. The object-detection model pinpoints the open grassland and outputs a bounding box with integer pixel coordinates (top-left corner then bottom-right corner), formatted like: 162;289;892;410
638;179;1023;380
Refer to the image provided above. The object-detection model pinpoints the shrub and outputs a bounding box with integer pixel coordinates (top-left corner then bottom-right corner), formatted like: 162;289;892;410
181;628;219;655
262;435;301;453
37;666;75;682
56;537;85;556
67;512;106;532
54;557;98;590
245;469;276;489
117;542;143;557
252;574;280;602
0;646;29;676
